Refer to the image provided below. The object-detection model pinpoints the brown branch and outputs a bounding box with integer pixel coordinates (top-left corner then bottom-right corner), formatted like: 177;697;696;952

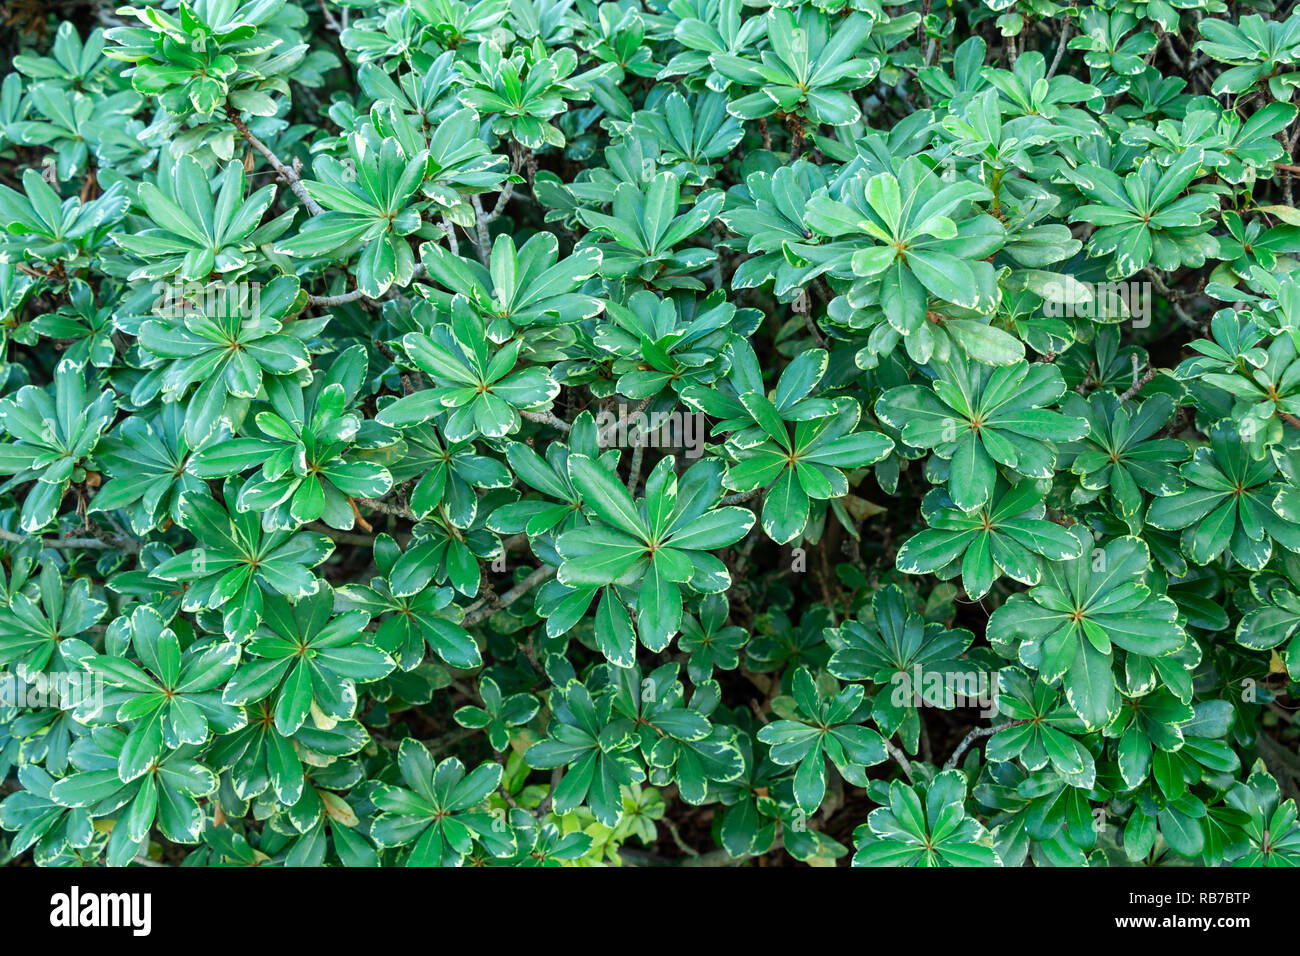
0;526;139;553
463;564;556;627
885;739;915;783
1047;22;1073;79
307;287;373;307
358;497;418;520
484;181;515;223
1119;354;1157;401
943;719;1030;771
470;194;492;266
226;106;324;216
520;409;571;433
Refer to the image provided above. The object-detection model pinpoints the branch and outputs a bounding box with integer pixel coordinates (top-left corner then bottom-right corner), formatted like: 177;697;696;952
0;526;140;553
483;181;515;223
520;409;571;433
597;397;650;446
319;0;342;32
943;720;1028;771
470;194;492;266
1159;32;1185;72
538;768;561;816
428;727;477;754
1046;21;1073;79
307;287;372;307
1142;268;1205;332
441;215;460;257
626;440;647;494
1119;354;1157;401
358;497;418;520
226;107;324;216
463;564;557;627
885;739;915;783
792;288;824;346
666;820;699;857
304;264;426;308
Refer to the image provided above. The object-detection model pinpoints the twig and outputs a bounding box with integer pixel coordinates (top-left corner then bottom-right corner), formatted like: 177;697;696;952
226;107;324;216
1143;268;1205;332
349;498;373;533
16;264;51;281
358;497;418;520
1159;32;1184;72
1269;702;1298;724
720;488;762;506
1285;128;1300;206
441;216;460;257
792;289;824;346
626;441;646;494
307;287;373;307
666;820;700;857
520;409;571;433
1047;22;1073;79
427;727;477;754
319;0;342;32
463;564;557;627
597;397;651;446
0;527;139;553
944;720;1027;771
470;195;492;266
483;182;515;224
885;740;915;783
538;768;561;816
304;263;425;309
1119;354;1156;401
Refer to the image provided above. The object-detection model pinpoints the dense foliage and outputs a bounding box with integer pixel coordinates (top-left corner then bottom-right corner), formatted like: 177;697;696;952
1;0;1299;868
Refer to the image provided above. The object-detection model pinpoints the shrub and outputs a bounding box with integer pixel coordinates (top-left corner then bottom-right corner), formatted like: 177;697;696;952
0;0;1298;869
